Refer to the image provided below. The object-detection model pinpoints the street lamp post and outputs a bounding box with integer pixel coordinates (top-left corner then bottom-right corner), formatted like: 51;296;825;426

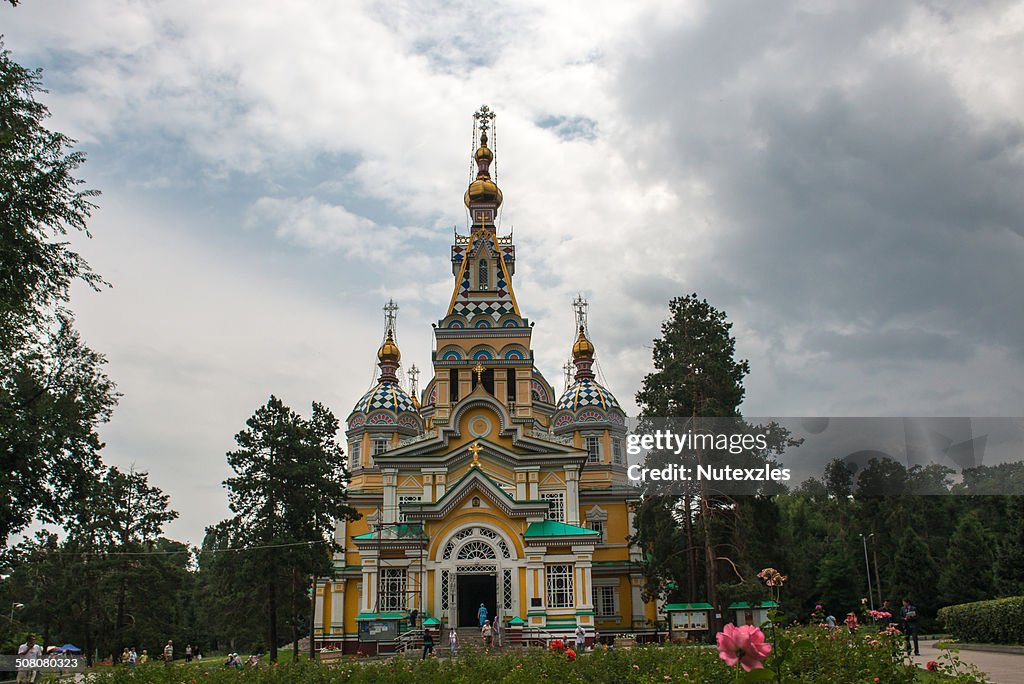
10;602;24;623
859;534;874;611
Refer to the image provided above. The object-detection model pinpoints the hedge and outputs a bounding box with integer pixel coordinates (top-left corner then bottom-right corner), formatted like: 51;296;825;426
938;595;1024;645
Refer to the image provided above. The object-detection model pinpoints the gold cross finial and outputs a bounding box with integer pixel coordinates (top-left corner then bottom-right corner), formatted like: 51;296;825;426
473;362;485;384
468;442;483;468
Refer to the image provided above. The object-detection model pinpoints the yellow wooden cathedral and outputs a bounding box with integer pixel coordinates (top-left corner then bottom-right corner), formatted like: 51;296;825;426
313;107;656;652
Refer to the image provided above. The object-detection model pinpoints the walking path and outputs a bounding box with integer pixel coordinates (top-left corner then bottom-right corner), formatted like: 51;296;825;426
912;639;1024;683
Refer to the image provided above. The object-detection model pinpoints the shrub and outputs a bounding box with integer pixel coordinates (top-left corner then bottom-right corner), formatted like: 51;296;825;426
938;595;1024;644
84;629;933;684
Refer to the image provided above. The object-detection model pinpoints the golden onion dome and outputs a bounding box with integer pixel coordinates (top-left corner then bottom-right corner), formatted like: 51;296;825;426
464;179;503;208
377;328;401;363
464;130;502;208
474;144;494;163
572;325;595;359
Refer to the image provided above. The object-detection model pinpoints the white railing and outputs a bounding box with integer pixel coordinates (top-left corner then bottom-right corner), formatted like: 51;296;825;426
397;430;438;448
525;429;573;446
395;628;423;655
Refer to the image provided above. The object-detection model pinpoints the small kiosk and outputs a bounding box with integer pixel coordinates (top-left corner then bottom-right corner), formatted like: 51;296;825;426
728;601;778;627
663;602;713;641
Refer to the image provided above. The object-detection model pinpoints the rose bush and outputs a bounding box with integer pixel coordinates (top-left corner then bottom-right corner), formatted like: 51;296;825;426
82;626;981;684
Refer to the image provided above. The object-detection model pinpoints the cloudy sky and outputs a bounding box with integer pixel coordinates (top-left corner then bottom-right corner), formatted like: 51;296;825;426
5;0;1023;545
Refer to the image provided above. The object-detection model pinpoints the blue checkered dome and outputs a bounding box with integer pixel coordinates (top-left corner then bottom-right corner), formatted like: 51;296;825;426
556;377;622;412
352;381;418;415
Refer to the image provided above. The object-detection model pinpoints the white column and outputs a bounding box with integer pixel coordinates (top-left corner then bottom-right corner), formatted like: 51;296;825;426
631;575;645;627
363;557;378;612
314;581;325;632
330;583;346;634
382;468;398;524
564;466;580;525
573;548;593;611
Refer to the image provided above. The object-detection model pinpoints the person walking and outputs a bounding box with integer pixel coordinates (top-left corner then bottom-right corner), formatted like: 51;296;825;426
900;598;920;656
574;624;586;651
185;644;192;663
481;620;493;648
492;616;501;648
449;628;458;658
17;634;42;683
162;640;173;664
477;602;488;627
422;629;435;660
409;608;419;628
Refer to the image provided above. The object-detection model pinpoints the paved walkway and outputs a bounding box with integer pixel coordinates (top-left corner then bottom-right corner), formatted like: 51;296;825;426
911;639;1024;683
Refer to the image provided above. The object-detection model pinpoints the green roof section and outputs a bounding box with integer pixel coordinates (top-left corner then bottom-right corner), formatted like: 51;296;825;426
664;602;714;611
523;520;600;538
727;601;779;609
508;616;526;625
356;612;405;620
423;617;441;626
353;523;427;541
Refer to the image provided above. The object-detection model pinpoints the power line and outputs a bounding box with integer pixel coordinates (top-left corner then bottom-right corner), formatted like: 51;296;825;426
16;539;329;558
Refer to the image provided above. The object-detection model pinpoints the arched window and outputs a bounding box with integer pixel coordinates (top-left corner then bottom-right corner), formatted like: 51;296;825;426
457;540;496;560
478;258;489;290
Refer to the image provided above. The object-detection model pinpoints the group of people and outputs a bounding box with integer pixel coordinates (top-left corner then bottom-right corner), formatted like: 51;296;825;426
477;603;507;649
821;598;921;656
118;647;148;666
222;652;261;668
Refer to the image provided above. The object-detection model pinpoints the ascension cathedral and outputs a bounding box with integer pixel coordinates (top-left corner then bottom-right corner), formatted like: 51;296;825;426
313;107;656;653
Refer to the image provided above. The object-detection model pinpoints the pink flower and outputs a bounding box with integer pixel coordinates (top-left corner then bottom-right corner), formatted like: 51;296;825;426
716;624;772;672
815;604;823;610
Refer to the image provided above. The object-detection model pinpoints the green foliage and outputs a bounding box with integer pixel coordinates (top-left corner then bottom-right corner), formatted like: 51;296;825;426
887;526;939;621
216;396;359;661
0;467;185;661
993;499;1024;597
0;42;117;546
0;43;103;319
938;596;1024;645
939;511;994;606
85;629;931;684
631;496;689;602
636;293;748;418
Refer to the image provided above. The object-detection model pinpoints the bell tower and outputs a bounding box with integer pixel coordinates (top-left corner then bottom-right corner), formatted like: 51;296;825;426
421;106;556;431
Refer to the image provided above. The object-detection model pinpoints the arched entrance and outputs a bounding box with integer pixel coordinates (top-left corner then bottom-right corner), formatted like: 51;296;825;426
436;526;517;627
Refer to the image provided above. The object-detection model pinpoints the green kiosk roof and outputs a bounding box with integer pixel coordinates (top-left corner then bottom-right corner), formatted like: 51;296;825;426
523;520;601;538
664;602;714;611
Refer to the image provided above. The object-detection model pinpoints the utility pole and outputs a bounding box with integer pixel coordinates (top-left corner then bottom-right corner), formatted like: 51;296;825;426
871;533;883;606
309;575;317;659
860;533;874;611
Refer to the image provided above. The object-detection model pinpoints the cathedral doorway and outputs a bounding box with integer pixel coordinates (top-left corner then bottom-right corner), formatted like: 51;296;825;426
457;572;497;627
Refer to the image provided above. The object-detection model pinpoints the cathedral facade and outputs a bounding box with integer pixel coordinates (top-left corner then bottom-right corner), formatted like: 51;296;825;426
313;108;655;652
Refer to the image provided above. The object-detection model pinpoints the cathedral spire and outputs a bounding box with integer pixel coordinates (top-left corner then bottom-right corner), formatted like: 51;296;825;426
377;299;401;383
465;105;503;226
571;295;595;380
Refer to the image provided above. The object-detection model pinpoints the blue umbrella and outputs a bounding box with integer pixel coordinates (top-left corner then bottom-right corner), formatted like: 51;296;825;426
57;644;83;653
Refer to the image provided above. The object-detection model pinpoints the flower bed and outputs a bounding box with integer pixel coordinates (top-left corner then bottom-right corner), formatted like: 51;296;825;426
85;627;942;684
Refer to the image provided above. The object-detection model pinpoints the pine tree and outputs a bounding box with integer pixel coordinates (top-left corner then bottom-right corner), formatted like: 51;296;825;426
1;43;117;546
222;396;358;661
634;294;750;626
888;527;939;619
938;510;995;606
993;498;1024;596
